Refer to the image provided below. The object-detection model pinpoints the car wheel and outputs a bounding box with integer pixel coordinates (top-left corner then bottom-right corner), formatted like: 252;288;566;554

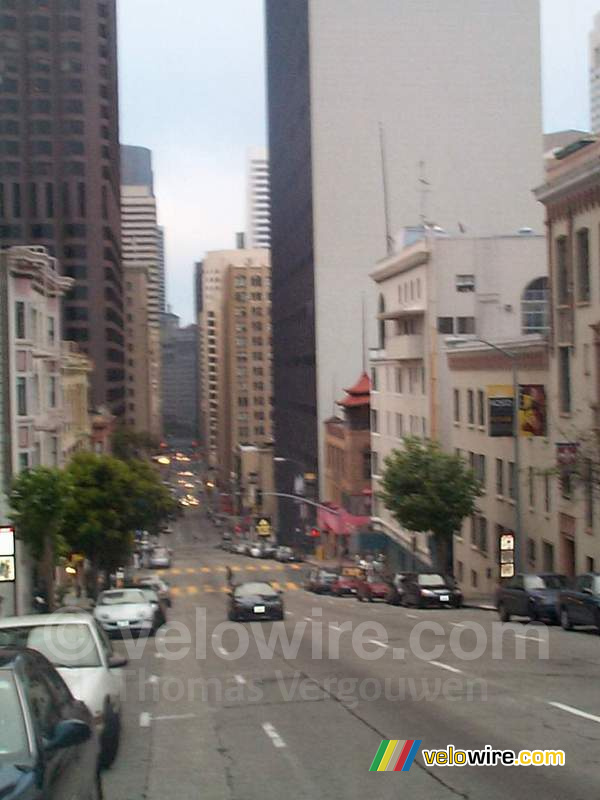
228;608;238;622
528;602;539;623
498;603;510;623
560;607;572;631
99;704;121;770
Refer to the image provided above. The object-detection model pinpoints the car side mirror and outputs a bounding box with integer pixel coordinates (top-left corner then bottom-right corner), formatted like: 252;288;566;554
108;654;128;669
45;719;91;752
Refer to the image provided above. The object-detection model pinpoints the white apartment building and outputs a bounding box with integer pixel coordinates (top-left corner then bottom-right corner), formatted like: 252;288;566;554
245;147;271;249
0;246;73;615
590;12;600;133
369;231;547;563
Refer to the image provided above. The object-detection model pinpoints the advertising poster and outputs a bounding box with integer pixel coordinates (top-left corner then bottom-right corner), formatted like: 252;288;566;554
519;385;547;437
488;385;514;437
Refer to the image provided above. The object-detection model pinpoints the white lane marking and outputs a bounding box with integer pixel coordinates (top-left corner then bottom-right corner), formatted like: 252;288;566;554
139;712;151;728
153;713;197;722
217;646;229;657
262;722;286;749
285;611;294;617
145;674;160;685
154;652;166;658
303;616;313;623
234;674;247;685
329;623;342;632
450;623;466;628
406;613;419;619
430;660;462;674
548;701;600;725
367;639;388;649
514;634;543;642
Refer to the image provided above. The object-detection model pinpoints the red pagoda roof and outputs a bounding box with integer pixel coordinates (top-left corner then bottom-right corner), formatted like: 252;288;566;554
338;371;371;408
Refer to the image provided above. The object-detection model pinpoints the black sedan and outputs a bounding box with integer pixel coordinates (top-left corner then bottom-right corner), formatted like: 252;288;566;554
0;648;101;799
228;582;284;621
401;573;463;608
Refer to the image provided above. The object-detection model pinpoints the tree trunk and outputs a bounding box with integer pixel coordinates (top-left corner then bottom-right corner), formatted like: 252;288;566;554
433;532;454;576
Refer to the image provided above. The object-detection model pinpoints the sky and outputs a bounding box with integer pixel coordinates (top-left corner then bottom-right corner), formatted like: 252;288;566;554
118;0;600;325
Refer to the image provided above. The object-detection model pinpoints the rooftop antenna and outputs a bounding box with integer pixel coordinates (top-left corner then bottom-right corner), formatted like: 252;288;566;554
379;122;394;256
419;160;430;227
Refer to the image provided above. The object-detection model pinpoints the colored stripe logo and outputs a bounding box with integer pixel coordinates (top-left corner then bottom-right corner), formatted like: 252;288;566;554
369;739;422;772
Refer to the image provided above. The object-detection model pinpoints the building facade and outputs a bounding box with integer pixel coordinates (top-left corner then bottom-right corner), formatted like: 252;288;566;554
199;249;272;482
61;340;92;461
0;0;124;414
266;0;544;531
120;145;162;437
160;313;198;440
369;232;548;563
245;147;271;249
0;246;73;615
535;138;600;577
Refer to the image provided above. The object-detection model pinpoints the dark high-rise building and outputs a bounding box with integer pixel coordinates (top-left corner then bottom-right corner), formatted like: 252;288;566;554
160;312;198;440
0;0;124;415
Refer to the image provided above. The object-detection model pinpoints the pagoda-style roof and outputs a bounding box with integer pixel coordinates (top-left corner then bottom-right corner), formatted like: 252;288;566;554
338;371;371;409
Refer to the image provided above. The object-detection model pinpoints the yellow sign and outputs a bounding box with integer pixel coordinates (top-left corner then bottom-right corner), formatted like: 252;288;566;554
256;518;271;536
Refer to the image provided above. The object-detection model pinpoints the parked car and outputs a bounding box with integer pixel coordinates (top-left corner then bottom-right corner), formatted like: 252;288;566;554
260;541;277;559
125;585;167;629
496;573;567;623
149;545;172;569
138;575;172;608
227;581;284;621
356;574;390;602
94;588;158;637
386;573;408;605
275;546;295;562
221;532;233;550
232;540;250;555
331;566;365;596
0;648;102;798
401;573;463;608
249;542;263;558
558;573;600;632
0;612;126;769
304;568;338;594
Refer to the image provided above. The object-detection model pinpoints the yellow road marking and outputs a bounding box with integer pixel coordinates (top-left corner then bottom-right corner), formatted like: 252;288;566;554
171;568;182;576
232;566;242;572
186;585;199;595
260;565;271;571
290;564;301;570
220;585;230;593
201;567;211;573
271;581;281;590
286;582;298;590
171;586;182;596
215;566;226;573
204;585;215;593
186;568;196;574
247;566;256;572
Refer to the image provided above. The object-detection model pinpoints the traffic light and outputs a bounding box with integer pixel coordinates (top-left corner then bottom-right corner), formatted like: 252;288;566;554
309;527;320;538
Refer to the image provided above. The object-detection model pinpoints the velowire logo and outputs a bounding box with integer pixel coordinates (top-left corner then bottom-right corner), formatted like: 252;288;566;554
369;739;422;772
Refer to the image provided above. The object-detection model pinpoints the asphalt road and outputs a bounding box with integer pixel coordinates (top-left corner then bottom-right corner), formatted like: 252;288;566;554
104;509;600;800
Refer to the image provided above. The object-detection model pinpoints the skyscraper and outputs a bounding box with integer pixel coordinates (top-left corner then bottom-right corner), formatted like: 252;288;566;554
157;225;166;313
120;145;162;436
266;0;544;523
245;147;271;249
0;0;124;414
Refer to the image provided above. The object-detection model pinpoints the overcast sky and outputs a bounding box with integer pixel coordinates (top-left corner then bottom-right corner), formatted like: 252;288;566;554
118;0;600;324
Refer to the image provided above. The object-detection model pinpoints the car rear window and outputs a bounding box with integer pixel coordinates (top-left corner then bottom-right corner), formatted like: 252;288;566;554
0;623;101;668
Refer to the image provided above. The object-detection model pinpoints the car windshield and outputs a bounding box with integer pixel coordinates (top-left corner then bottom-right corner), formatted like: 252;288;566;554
418;574;447;588
0;623;101;668
0;671;30;763
99;590;147;605
234;583;276;598
524;575;567;590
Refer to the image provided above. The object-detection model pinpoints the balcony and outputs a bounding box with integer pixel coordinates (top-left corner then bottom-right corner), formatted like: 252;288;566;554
385;334;424;361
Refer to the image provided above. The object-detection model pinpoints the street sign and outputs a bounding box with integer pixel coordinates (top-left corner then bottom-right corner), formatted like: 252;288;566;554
256;517;271;536
0;557;15;583
0;526;15;556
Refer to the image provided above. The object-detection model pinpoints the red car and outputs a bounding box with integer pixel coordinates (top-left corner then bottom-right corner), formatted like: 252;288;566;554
331;567;365;596
356;575;390;602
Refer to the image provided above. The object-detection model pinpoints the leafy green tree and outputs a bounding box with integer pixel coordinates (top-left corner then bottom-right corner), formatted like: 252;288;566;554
378;437;483;574
9;467;68;611
125;458;179;535
112;426;159;461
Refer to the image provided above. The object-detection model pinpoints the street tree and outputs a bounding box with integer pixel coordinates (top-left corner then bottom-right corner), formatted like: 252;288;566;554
378;437;483;574
112;426;159;461
9;467;68;611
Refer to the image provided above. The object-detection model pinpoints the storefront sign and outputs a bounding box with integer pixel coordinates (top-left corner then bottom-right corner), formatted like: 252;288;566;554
519;385;547;437
488;385;514;437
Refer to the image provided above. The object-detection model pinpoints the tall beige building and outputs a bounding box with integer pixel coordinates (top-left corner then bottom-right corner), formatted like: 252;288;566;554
121;146;162;437
199;249;272;482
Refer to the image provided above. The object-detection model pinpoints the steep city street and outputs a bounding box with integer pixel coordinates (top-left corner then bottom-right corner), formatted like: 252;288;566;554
105;510;600;800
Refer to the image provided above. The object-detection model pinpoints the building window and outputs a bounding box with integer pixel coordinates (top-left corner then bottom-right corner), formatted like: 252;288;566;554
47;315;55;345
471;570;478;589
508;462;516;500
496;459;504;496
363;449;371;480
477;389;485;426
558;346;571;413
371;367;377;391
556;236;569;305
17;377;27;415
456;274;475;292
479;517;488;553
48;375;57;408
576;228;590;302
521;276;549;335
12;182;21;216
371;409;378;433
544;473;551;513
437;316;454;334
527;538;536;566
15;301;25;339
18;452;29;471
50;435;59;467
371;451;379;476
528;466;535;508
453;388;460;422
395;367;402;393
378;294;386;349
467;389;474;424
476;454;486;488
395;413;403;438
457;316;475;334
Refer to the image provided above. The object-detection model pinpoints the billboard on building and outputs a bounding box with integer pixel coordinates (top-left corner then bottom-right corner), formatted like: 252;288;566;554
519;385;547;437
488;385;514;437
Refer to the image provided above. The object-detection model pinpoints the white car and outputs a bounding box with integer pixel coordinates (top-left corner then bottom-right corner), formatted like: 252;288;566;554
94;588;157;637
149;545;172;569
0;612;126;768
138;575;172;607
249;543;263;558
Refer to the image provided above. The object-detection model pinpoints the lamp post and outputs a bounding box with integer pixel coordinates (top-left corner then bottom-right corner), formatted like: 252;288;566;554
447;336;522;574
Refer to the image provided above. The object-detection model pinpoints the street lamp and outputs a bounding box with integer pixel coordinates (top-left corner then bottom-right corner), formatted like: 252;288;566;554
447;336;522;574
